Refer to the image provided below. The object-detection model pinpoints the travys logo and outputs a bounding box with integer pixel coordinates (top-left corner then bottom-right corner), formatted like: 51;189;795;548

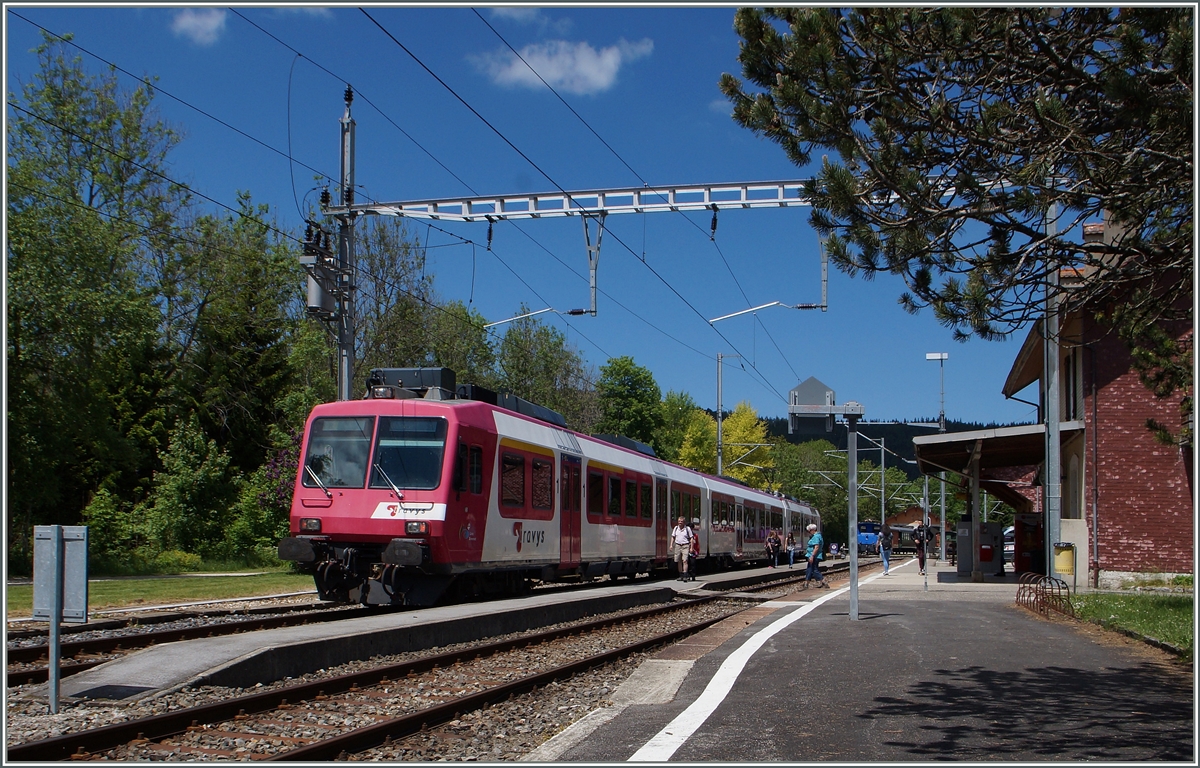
512;522;545;552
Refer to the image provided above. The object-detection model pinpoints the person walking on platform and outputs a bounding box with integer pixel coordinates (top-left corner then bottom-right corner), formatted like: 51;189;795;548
765;529;781;568
671;517;693;581
687;521;700;581
803;523;828;588
877;524;893;575
785;531;797;568
913;523;929;575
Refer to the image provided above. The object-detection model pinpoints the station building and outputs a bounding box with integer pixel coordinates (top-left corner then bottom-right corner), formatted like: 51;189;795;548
914;223;1193;589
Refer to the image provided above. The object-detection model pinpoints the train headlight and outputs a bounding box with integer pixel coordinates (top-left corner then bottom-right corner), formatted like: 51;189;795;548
371;386;395;399
300;518;322;532
406;521;428;535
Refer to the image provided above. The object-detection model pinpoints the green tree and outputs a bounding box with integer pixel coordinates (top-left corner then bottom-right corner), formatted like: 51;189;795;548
427;300;496;389
141;414;240;558
494;307;597;432
595;356;664;447
6;33;186;567
719;402;774;488
721;7;1193;442
183;196;299;474
773;439;847;543
677;410;717;475
656;390;700;463
353;216;437;381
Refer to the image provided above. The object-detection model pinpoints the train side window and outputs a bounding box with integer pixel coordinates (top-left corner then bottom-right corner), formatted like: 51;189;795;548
641;482;652;520
531;459;553;510
501;452;525;507
625;479;637;517
468;446;483;494
608;476;622;518
671;489;681;519
588;470;604;517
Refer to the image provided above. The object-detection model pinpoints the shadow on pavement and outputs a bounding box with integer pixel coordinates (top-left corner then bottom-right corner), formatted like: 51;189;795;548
860;662;1192;760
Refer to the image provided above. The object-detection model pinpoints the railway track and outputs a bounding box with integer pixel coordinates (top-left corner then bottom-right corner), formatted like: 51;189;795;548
7;559;870;689
6;603;365;688
7;596;742;761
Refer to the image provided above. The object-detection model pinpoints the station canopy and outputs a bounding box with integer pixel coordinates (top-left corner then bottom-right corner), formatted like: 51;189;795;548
912;423;1084;512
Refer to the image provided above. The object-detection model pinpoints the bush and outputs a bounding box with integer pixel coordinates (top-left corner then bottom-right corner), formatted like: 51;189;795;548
151;549;202;573
81;488;143;560
222;430;299;559
143;415;240;558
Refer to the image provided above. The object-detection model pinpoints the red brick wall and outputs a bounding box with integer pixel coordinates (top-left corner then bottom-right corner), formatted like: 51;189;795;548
1083;318;1193;576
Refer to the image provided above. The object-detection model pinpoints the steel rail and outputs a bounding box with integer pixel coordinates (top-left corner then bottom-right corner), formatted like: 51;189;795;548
6;606;364;665
6;596;722;761
270;614;729;761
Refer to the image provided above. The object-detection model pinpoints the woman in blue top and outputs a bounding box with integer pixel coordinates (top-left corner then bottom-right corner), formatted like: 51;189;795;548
804;523;828;588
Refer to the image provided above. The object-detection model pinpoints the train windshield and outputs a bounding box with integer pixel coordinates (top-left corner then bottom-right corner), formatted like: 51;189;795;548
303;417;375;488
370;417;448;491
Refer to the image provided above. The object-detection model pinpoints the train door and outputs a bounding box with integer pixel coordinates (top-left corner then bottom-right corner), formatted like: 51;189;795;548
559;455;582;567
655;479;668;561
729;501;739;554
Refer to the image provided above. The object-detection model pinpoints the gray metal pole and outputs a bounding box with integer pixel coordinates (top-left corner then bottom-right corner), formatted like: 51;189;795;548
48;525;62;714
880;437;885;530
923;474;930;592
716;354;723;476
1044;204;1062;578
971;447;983;583
336;87;357;402
939;357;947;563
847;414;860;620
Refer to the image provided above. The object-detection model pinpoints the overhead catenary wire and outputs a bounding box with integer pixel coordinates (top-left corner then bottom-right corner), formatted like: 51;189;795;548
10;176;608;390
472;9;761;313
236;8;716;369
8;100;305;248
19;6;787;408
362;9;788;405
7;10;355;204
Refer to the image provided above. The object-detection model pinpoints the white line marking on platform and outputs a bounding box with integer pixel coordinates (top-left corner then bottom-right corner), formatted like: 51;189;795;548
628;569;888;762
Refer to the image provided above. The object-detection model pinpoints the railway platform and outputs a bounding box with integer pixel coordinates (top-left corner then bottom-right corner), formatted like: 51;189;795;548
25;563;807;705
529;558;1193;762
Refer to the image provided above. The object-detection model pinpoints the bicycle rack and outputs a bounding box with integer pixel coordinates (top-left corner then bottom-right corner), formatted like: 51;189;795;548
1016;572;1075;618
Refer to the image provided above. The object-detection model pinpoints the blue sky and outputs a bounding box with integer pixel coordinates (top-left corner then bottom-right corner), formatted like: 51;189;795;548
6;5;1041;427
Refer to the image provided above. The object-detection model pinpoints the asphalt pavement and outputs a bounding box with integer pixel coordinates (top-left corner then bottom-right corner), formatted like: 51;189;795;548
531;558;1194;762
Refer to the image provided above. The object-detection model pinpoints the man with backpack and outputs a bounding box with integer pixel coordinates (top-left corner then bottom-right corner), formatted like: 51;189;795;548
671;517;693;581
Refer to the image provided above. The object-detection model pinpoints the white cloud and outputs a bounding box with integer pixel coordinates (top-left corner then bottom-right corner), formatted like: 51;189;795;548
171;9;227;46
475;38;653;96
489;8;571;35
275;7;334;19
490;7;542;24
709;99;732;114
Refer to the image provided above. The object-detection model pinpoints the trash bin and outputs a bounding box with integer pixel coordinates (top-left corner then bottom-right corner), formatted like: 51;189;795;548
1053;542;1075;576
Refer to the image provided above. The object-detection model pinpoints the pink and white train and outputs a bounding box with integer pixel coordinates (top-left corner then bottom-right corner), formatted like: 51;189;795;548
278;368;820;606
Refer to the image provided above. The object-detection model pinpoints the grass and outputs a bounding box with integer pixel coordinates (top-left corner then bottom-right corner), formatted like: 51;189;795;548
6;571;314;617
1072;592;1194;658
